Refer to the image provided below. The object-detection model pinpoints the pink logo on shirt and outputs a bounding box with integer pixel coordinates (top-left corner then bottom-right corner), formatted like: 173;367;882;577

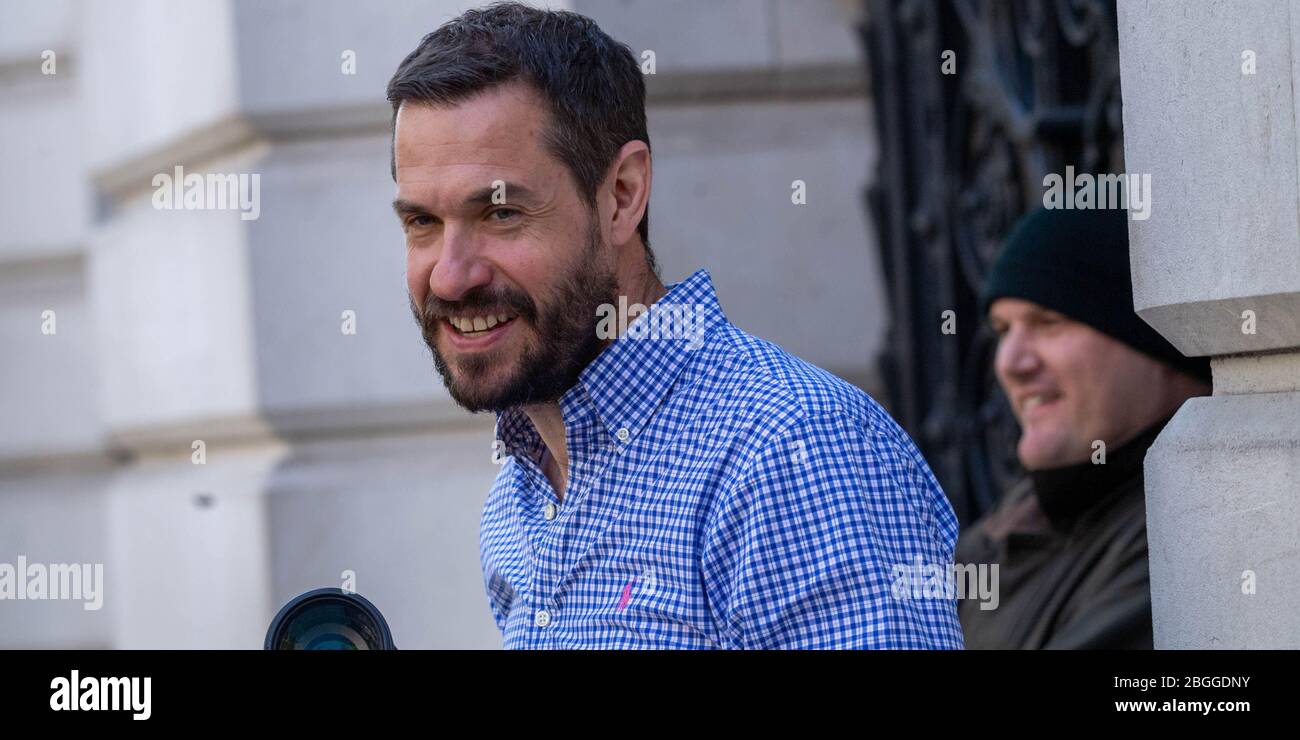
616;580;635;611
616;568;657;611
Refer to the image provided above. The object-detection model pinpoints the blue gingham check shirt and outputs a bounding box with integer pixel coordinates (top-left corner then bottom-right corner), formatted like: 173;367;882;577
480;269;963;649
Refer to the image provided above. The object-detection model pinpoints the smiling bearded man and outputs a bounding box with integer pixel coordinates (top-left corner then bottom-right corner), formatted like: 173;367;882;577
410;206;615;413
389;2;963;649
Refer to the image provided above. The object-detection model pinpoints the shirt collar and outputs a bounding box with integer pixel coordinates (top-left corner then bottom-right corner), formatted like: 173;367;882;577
494;268;727;458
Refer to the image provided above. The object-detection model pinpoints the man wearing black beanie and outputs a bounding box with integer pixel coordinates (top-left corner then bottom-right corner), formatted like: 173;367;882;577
957;205;1211;649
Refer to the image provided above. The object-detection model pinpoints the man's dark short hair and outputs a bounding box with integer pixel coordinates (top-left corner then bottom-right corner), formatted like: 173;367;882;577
386;1;656;275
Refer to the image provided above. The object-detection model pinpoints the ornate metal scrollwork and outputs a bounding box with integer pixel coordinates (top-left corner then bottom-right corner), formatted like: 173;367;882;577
860;0;1122;526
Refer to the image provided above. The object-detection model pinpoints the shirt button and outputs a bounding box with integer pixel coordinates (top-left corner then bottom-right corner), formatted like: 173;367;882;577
616;427;630;442
543;502;558;521
534;609;552;627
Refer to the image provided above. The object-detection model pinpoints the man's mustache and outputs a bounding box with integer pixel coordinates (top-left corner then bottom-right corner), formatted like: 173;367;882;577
416;288;537;325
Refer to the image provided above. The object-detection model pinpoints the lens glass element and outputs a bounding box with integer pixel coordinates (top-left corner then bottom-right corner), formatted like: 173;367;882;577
272;595;385;650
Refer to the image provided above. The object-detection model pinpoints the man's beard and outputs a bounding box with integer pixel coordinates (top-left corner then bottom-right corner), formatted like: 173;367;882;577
409;217;618;413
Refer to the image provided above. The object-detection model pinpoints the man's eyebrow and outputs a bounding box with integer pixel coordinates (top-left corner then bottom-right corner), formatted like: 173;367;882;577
391;183;542;217
391;198;429;216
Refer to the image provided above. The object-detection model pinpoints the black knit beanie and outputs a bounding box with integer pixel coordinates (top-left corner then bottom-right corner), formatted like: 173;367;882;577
980;206;1211;383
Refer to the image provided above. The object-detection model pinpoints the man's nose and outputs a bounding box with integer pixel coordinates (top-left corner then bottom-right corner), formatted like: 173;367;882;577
428;224;492;303
996;327;1042;382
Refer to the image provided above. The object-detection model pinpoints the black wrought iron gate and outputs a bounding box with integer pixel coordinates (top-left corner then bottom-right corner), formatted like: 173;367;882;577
860;0;1124;526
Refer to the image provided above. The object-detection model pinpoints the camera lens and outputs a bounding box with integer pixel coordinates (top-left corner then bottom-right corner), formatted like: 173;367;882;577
264;588;396;650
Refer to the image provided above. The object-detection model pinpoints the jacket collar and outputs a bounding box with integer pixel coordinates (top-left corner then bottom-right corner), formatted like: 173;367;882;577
1030;413;1172;531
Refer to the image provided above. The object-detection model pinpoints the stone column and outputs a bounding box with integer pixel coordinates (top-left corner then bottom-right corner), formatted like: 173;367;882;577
1119;0;1300;647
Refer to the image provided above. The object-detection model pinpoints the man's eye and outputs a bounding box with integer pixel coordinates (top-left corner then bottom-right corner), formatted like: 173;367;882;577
490;208;520;221
406;215;434;228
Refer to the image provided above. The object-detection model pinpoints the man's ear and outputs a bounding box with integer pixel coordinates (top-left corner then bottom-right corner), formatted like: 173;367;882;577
605;140;651;247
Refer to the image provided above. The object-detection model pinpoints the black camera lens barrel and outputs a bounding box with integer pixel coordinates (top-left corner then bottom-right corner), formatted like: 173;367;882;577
264;587;396;650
